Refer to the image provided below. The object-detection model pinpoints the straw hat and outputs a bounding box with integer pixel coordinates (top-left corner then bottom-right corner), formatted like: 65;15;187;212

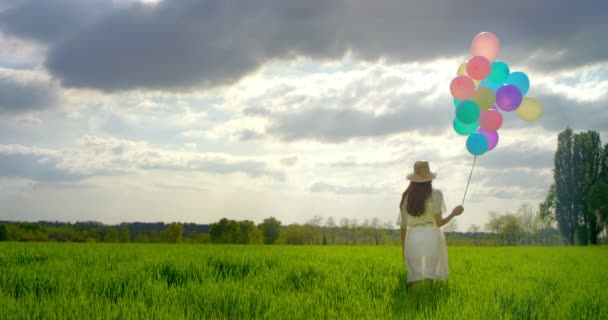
406;161;437;182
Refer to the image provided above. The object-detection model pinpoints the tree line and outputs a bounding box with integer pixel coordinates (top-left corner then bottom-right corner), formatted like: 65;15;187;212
0;221;205;243
0;209;571;246
540;129;608;245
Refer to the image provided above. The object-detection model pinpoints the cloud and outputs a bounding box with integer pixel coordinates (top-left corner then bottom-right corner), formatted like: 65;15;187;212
0;135;287;183
477;145;554;170
473;167;553;201
0;69;58;114
280;156;298;166
0;144;83;181
201;60;457;143
268;100;449;142
75;135;286;181
0;0;111;44
139;155;286;181
309;181;383;195
1;0;606;91
529;92;608;134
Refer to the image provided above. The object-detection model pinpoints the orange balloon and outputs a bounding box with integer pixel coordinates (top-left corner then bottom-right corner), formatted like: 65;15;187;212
471;32;500;61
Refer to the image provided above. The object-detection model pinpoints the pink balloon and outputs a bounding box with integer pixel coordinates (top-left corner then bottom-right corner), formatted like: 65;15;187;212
479;128;499;151
450;75;475;100
479;109;503;131
472;32;500;61
467;56;491;80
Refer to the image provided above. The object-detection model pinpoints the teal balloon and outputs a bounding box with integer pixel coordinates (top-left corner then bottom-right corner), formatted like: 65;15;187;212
453;119;479;136
479;79;501;92
453;98;461;107
466;133;489;156
488;61;510;83
455;100;481;124
505;71;530;95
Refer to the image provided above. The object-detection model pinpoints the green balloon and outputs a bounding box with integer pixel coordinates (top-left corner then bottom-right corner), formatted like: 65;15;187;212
455;100;481;124
453;118;479;136
488;61;510;83
454;98;461;107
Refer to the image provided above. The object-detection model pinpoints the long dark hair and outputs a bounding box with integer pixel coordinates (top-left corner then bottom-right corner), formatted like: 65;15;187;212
399;181;432;217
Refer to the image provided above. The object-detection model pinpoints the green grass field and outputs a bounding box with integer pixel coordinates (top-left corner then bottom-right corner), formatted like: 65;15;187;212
0;243;607;319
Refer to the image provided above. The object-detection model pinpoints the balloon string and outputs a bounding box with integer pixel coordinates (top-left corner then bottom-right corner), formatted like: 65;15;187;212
462;155;477;205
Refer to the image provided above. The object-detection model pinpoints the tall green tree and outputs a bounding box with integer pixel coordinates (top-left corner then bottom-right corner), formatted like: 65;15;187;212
553;129;578;245
259;217;281;244
573;131;603;244
602;143;608;183
552;129;605;245
587;182;608;241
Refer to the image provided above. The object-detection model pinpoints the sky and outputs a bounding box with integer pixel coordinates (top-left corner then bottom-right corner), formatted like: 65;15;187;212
0;0;607;231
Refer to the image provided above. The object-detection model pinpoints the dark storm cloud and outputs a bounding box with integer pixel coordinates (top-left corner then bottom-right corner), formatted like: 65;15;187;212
0;0;112;43
1;0;606;91
0;73;58;113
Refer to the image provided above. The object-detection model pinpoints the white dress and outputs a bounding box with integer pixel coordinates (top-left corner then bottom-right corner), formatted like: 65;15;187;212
396;189;449;283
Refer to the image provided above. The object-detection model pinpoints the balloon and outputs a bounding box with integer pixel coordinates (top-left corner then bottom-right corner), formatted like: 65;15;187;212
488;61;510;83
479;109;503;131
515;97;543;121
453;119;479;136
478;128;499;151
467;56;491;80
457;62;468;76
496;84;523;112
479;79;501;92
450;75;476;100
505;72;530;95
471;32;500;61
472;87;496;110
466;133;489;156
455;100;481;124
454;98;461;107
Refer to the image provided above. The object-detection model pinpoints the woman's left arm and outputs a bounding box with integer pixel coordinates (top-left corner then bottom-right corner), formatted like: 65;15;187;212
434;205;464;227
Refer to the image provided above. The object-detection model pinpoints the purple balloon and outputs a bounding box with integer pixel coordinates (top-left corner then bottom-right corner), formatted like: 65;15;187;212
495;84;522;112
478;128;499;150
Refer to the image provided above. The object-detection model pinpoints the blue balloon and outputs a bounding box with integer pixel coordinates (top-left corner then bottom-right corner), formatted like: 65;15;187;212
478;79;501;92
466;133;489;156
505;71;530;95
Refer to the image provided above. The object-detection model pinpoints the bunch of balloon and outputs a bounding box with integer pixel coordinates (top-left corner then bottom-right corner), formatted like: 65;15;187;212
450;32;544;156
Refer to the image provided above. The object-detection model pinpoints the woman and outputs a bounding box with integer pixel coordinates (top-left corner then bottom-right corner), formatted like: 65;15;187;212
396;161;463;295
